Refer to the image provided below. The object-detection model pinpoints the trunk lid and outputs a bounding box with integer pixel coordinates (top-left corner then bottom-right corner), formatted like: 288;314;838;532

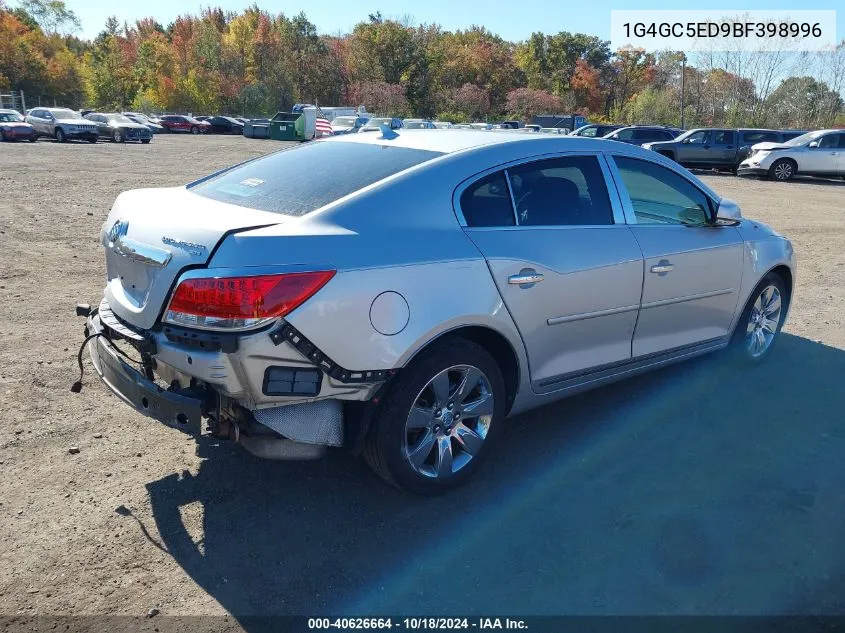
101;187;281;330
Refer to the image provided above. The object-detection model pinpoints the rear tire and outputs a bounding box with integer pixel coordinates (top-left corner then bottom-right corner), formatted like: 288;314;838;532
29;134;37;142
729;272;787;364
55;128;66;143
141;138;151;144
769;158;795;181
112;129;123;143
191;125;199;135
364;338;506;495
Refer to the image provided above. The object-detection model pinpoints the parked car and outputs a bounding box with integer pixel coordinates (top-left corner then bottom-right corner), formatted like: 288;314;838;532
603;125;681;146
498;120;523;129
194;116;212;122
25;107;98;143
204;116;245;135
331;115;370;135
737;129;845;181
643;128;783;171
0;109;37;142
78;131;794;494
84;113;153;143
123;112;164;134
158;115;210;134
469;122;493;130
570;123;624;138
235;117;250;125
432;121;453;129
403;119;436;129
359;117;403;132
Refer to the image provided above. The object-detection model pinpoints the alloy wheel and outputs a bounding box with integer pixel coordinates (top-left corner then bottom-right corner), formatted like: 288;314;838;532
403;365;494;479
745;284;782;358
773;162;793;180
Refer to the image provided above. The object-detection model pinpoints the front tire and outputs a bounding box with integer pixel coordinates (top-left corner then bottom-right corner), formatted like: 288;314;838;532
769;158;795;181
141;138;151;144
55;128;66;143
112;129;123;143
190;125;199;135
364;338;506;495
730;272;787;363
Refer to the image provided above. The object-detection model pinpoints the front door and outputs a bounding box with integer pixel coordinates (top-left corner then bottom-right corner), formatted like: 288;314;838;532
676;130;713;165
457;154;644;390
803;132;844;174
610;155;744;357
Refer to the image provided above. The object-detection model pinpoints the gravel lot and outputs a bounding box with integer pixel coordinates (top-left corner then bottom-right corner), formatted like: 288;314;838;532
1;135;844;625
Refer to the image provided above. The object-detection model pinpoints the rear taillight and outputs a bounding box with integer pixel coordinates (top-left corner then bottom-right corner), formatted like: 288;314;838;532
164;271;335;331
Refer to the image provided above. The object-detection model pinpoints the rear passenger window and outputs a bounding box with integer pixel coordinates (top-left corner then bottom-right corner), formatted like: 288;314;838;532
460;172;515;227
614;156;712;226
507;156;613;226
742;131;777;143
714;130;735;145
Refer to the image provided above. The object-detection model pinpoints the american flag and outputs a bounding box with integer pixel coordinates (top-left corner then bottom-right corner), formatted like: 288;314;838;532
314;104;333;138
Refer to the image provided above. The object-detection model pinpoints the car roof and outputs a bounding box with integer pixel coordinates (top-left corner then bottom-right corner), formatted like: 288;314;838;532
0;108;21;114
326;128;690;156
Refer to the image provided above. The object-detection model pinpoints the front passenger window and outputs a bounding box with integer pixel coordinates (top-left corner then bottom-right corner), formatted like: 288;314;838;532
614;157;713;226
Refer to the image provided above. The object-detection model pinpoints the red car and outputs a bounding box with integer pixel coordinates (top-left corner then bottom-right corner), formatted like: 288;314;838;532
0;109;37;142
158;115;211;134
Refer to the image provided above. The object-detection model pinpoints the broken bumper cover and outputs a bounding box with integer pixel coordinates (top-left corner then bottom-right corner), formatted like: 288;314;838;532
87;312;204;435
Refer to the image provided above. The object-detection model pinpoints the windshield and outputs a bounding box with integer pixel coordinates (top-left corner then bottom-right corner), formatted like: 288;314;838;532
332;117;357;127
783;130;825;146
190;141;443;215
107;114;133;124
0;112;24;122
52;109;82;120
403;121;427;129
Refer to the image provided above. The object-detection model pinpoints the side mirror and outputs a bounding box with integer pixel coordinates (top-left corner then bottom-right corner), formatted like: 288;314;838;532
715;198;742;225
808;141;819;148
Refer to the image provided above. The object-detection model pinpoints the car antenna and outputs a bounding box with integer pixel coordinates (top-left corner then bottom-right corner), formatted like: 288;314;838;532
379;123;398;139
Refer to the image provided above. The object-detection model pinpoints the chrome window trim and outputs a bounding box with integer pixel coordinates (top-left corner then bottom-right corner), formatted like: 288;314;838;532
452;150;624;229
603;153;719;226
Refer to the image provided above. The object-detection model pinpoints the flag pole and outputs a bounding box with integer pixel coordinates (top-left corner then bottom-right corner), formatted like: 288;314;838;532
313;99;318;140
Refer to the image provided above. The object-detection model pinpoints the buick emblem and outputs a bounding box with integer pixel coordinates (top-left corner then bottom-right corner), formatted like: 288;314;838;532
108;219;129;243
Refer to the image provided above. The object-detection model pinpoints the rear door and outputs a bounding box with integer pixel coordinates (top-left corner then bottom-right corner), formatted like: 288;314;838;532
456;153;644;391
711;130;737;165
608;155;743;357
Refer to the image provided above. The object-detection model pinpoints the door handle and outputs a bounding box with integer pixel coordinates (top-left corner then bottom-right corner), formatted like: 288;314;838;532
508;271;544;285
650;262;674;274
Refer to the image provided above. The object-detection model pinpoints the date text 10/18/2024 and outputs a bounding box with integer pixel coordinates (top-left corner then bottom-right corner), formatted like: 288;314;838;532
308;618;529;630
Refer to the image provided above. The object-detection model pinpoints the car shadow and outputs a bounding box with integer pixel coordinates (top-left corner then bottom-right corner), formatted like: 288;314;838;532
145;333;845;622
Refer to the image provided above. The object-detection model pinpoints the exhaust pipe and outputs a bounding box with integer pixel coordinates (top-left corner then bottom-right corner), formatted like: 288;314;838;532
230;419;327;460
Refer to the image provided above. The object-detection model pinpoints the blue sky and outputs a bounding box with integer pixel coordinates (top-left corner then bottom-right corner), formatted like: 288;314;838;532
58;0;842;43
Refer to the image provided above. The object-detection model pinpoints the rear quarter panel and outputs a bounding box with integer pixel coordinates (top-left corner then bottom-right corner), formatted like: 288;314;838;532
208;148;530;376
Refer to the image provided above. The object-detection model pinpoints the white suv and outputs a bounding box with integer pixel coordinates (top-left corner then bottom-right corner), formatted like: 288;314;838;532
737;129;845;181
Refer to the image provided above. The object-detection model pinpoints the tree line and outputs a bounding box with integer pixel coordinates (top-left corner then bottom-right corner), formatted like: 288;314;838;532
2;0;844;129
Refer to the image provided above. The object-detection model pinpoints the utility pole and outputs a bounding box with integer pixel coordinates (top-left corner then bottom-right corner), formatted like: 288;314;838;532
680;53;687;130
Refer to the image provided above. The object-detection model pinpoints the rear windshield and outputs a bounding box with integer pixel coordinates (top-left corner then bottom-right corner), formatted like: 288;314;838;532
190;140;443;215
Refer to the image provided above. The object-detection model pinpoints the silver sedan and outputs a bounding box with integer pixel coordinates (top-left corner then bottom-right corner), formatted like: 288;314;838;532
79;130;795;494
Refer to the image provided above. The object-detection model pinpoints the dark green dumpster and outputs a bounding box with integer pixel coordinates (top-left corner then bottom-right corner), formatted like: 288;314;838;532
270;112;304;141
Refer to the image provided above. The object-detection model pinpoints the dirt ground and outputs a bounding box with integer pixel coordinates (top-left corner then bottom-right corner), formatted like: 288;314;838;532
1;135;844;627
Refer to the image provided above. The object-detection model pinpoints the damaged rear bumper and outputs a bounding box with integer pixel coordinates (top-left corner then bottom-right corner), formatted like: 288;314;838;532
87;309;206;434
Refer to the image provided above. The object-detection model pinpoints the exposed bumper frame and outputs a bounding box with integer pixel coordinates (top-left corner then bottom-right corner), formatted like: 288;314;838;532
87;311;204;434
